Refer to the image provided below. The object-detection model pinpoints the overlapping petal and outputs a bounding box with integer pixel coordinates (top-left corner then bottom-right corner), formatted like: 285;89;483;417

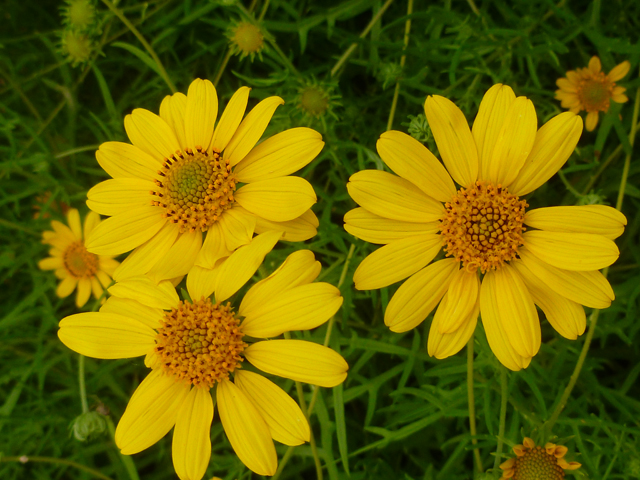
525;205;626;239
96;142;160;181
344;208;439;245
185;78;217;150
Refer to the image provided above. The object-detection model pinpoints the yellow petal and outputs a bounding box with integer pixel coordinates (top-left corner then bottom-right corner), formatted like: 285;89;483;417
214;230;281;302
87;178;156;216
216;379;277;476
353;234;443;290
50;220;76;243
76;277;92;307
588;56;601;73
224;96;284;167
67;209;82;239
235;177;317;223
186;264;220;301
148;230;203;282
608;60;630;82
58;312;155;358
511;260;586;339
254;208;318;242
56;276;77;298
194;222;232;270
115;369;190;455
555;78;577;93
489;96;537;187
480;265;540;358
218;207;256;252
428;302;478;359
376;130;455;202
159;92;188;150
124;108;181;161
38;256;63;270
347;170;444;223
524;205;627;239
384;259;458;332
86;205;167;256
585;111;599;132
235;370;310;446
241;283;342;338
100;296;164;329
240;250;321;317
518;247;614;309
96;142;160;181
211;87;251;153
83;211;101;241
244;339;348;388
109;276;179;310
185;79;218;151
508;112;583;196
434;269;480;333
424;95;478;187
90;277;103;300
471;84;516;181
172;387;214;480
344;207;439;244
523;230;619;271
235;127;324;183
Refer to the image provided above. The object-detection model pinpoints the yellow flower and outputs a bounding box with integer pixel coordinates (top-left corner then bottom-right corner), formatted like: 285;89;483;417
39;209;119;308
500;437;581;479
555;56;630;131
344;84;626;371
58;243;347;479
86;78;323;283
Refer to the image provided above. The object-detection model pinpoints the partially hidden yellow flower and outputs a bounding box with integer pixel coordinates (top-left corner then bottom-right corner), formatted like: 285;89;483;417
39;208;119;307
500;437;581;479
58;243;347;479
344;84;627;371
555;56;630;131
86;78;323;283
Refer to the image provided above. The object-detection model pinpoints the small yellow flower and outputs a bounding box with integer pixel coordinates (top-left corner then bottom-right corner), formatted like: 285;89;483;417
58;247;348;479
555;56;630;131
500;437;581;479
39;209;119;307
227;21;265;59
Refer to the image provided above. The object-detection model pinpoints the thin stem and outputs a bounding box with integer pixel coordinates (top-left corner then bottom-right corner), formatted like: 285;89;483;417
213;49;233;87
557;170;583;199
78;355;89;414
386;0;413;131
467;334;483;472
0;456;114;480
258;0;270;21
106;417;140;480
493;367;509;470
100;0;176;93
330;0;396;77
466;0;480;16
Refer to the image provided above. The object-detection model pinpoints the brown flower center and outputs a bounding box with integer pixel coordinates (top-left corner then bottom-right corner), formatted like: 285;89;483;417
513;446;564;480
577;72;614;112
155;298;246;388
151;148;238;233
440;181;527;273
63;241;99;278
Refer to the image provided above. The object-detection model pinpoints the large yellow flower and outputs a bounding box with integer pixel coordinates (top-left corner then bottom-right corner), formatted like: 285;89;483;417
86;78;323;282
555;56;630;131
58;238;347;479
38;208;119;307
344;84;626;371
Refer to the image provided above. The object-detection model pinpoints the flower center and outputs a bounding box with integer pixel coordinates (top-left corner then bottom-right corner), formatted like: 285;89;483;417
231;22;264;55
513;446;565;480
63;241;99;278
151;148;238;233
155;298;246;388
300;87;329;117
440;181;527;273
577;73;613;112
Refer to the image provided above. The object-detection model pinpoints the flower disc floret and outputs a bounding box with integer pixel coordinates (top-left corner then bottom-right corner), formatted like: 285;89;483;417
440;181;527;273
512;445;564;479
155;298;246;388
64;241;100;278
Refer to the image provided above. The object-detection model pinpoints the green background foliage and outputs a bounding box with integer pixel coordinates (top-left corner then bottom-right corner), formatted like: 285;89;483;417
1;0;639;478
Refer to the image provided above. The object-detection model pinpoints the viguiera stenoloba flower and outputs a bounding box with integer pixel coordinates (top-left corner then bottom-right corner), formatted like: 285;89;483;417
58;244;347;479
86;78;323;283
344;84;626;371
500;437;581;479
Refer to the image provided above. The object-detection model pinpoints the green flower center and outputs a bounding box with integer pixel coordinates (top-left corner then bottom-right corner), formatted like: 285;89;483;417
64;241;99;278
300;87;329;117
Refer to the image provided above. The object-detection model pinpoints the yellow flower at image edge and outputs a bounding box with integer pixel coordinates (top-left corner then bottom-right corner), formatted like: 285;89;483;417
86;78;323;283
39;208;119;307
344;83;627;371
500;437;581;479
555;56;630;131
58;243;347;479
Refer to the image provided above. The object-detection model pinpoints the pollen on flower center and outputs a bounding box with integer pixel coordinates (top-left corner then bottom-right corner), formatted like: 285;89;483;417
439;181;527;273
155;298;246;388
151;147;238;233
512;445;565;479
64;241;99;278
577;73;614;112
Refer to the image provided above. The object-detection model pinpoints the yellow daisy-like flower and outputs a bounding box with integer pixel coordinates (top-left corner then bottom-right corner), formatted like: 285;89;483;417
86;78;323;283
58;240;347;479
555;56;630;131
344;84;627;371
500;437;581;479
38;208;119;308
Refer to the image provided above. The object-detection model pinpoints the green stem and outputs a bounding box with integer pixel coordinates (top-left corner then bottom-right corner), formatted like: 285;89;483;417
106;417;140;480
213;49;233;87
386;0;413;131
493;367;509;470
78;355;89;414
100;0;176;93
557;169;583;199
467;334;483;472
0;456;114;480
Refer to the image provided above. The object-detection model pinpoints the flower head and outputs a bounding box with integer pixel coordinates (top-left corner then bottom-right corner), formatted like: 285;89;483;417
60;30;93;66
555;56;630;131
58;246;347;478
61;0;96;31
344;84;626;371
86;78;323;283
39;209;119;307
500;437;581;479
227;21;265;59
